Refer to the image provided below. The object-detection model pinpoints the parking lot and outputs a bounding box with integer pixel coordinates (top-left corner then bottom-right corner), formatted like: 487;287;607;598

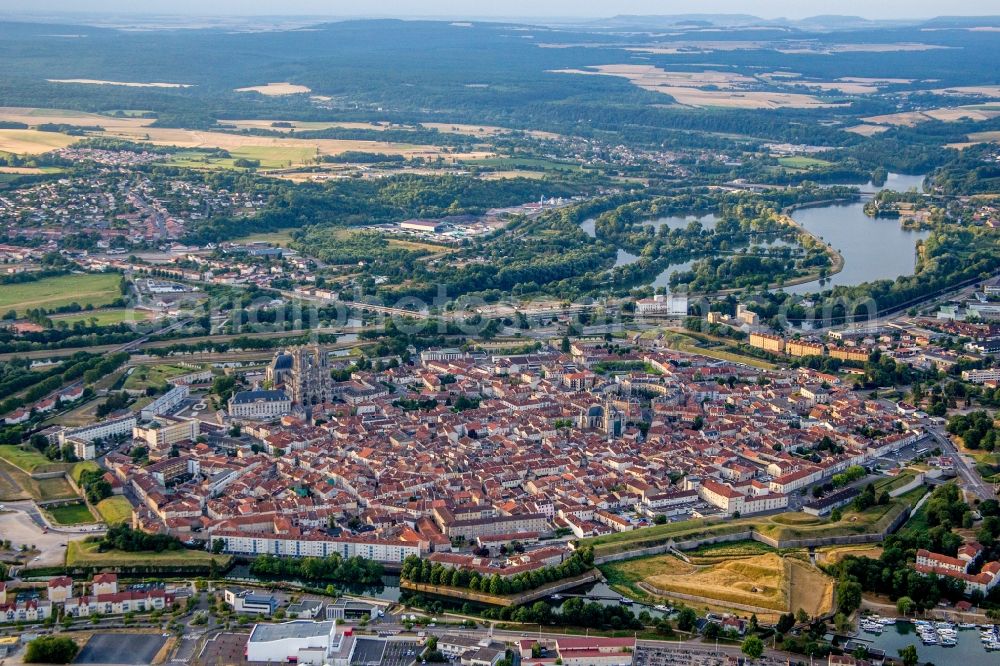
377;640;418;666
351;637;386;665
75;633;168;665
193;632;251;666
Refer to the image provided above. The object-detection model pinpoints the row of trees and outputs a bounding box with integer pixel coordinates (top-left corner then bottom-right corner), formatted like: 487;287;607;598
831;486;1000;609
400;546;595;595
947;410;1000;452
249;553;384;585
98;525;184;553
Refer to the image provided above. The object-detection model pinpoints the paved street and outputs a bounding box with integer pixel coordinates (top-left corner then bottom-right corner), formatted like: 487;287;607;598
927;426;995;501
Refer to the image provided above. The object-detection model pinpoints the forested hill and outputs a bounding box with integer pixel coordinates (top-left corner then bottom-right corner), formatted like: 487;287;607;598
0;18;998;147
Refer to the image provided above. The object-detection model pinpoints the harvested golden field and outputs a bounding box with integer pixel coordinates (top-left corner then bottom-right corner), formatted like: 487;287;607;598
0;129;78;154
864;105;1000;127
967;131;1000;143
0;107;155;132
480;169;548;180
551;65;838;109
47;79;192;88
845;124;891;136
778;43;952;54
0;107;493;166
225;118;560;141
619;41;946;56
235;82;311;95
421;122;561;140
932;85;1000;97
100;127;493;165
224;119;398;132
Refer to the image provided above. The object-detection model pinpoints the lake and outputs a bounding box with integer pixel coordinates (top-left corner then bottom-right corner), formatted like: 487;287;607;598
853;172;926;195
783;201;929;295
581;173;930;295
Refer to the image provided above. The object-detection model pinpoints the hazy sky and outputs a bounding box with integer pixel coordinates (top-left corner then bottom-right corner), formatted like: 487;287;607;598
3;0;998;20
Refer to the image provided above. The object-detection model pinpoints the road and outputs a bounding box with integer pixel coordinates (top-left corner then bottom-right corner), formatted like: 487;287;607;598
926;426;996;502
0;502;99;569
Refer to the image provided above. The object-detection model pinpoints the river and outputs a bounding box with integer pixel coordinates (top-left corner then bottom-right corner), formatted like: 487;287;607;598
862;621;997;666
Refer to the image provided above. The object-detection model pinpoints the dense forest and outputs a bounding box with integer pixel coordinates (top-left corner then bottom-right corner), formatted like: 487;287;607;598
1;18;999;151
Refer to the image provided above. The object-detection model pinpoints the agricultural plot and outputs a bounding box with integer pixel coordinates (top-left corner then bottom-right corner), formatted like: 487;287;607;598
234;82;311;95
552;65;839;109
0;273;121;315
0;129;79;155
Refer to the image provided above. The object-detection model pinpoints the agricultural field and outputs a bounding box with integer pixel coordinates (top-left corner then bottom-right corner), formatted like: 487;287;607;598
66;541;230;568
46;501;97;526
47;79;192;88
96;496;134;525
0;273;121;315
552;65;838;109
234;82;312;95
0;128;79;155
467;156;584;172
0;106;492;165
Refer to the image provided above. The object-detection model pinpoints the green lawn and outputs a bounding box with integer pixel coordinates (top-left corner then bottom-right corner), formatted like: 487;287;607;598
0;445;52;472
465;156;584;172
0;273;121;315
95;496;133;525
235;230;296;246
166;145;317;170
777;156;833;169
71;461;101;483
123;363;201;392
51;308;152;326
66;541;229;568
47;502;97;525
